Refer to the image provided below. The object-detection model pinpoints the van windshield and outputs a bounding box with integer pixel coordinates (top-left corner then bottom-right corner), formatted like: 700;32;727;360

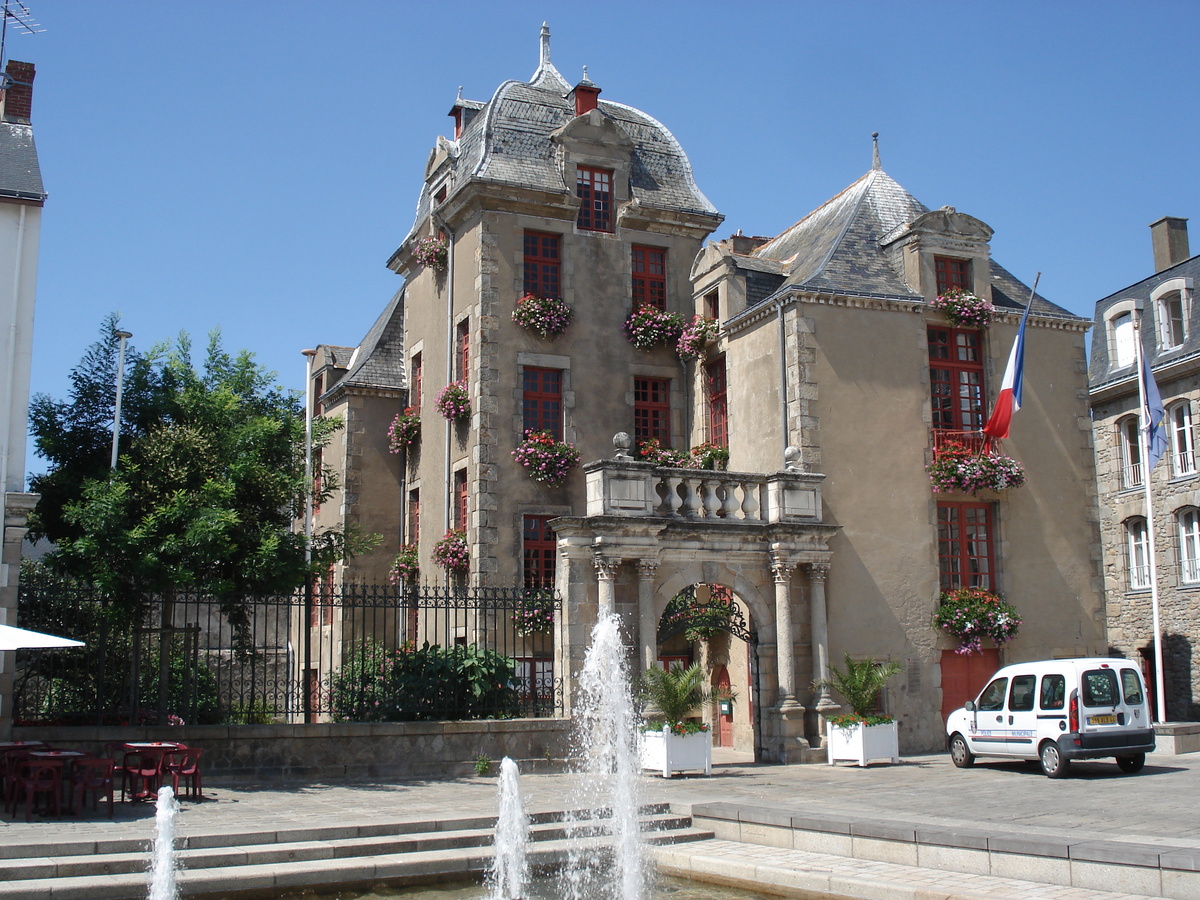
1082;669;1119;707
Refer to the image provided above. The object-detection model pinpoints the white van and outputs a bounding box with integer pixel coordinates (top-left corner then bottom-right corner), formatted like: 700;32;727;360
944;658;1155;778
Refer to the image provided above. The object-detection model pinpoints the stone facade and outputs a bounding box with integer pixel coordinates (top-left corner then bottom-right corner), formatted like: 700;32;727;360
1090;218;1200;721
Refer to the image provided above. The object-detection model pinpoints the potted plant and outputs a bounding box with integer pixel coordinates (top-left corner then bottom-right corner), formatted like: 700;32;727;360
676;315;718;361
435;381;471;422
387;408;421;452
512;293;573;338
623;306;686;351
511;591;555;637
688;442;730;471
639;662;730;777
413;235;448;272
432;529;469;574
389;544;420;585
934;587;1021;655
928;288;993;328
816;654;903;766
511;429;582;487
637;438;691;467
927;441;1025;494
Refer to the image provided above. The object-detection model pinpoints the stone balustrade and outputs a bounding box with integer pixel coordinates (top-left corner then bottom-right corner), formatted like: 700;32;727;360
585;459;824;524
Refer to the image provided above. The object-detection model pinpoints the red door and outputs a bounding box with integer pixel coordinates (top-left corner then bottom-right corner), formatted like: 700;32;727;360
712;665;733;747
939;649;1000;723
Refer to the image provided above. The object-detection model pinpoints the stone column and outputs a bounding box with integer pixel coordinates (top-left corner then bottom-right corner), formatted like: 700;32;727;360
808;562;839;715
594;554;620;619
636;559;659;676
770;551;803;711
0;492;38;739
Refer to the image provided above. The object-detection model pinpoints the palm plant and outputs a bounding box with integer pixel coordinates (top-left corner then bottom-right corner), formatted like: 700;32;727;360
641;662;733;729
815;653;902;723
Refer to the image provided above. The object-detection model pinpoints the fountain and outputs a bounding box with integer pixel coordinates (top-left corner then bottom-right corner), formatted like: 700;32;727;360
560;613;648;900
488;757;530;900
148;785;180;900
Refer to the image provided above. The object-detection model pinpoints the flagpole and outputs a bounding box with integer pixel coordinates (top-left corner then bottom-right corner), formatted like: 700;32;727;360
1134;307;1168;723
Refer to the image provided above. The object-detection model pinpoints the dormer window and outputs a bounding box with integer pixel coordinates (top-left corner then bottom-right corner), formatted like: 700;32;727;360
935;256;971;294
1111;311;1136;368
1151;277;1193;351
577;166;613;232
434;184;447;206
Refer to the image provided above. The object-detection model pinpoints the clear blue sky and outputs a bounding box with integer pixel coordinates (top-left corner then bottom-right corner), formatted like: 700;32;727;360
17;1;1200;480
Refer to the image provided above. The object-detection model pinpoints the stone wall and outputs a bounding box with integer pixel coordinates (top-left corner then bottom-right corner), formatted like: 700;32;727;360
13;718;571;783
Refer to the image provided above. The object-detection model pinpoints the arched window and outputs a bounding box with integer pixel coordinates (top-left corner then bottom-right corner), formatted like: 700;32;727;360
1111;311;1136;368
1178;508;1200;584
1169;402;1196;478
1118;416;1143;488
1126;517;1151;591
1152;277;1192;352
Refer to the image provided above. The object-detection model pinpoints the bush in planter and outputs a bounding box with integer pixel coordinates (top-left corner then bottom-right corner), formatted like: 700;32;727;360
511;429;581;487
640;661;733;730
927;441;1025;494
624;306;685;351
387;407;420;452
815;653;902;726
929;288;994;329
934;587;1021;655
434;381;471;422
512;293;573;338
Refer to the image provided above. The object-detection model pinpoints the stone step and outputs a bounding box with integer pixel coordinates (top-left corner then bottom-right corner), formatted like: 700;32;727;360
0;812;697;881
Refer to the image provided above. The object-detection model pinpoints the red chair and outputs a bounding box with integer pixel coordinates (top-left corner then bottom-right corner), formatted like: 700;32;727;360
12;759;62;820
121;752;164;801
163;748;203;800
2;750;33;814
70;758;115;817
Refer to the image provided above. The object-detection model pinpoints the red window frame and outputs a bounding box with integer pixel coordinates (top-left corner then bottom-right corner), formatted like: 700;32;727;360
706;357;728;449
411;352;422;413
523;231;561;299
455;320;469;382
523;515;556;590
576;166;613;232
935;256;972;295
704;290;719;320
632;245;666;311
634;377;671;445
928;327;985;432
937;502;995;591
407;488;420;548
523;367;563;440
454;469;468;531
312;374;324;417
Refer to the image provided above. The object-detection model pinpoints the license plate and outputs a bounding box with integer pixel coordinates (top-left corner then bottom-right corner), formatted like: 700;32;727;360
1088;714;1117;725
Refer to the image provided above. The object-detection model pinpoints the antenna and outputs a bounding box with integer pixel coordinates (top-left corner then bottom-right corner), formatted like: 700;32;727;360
0;1;43;77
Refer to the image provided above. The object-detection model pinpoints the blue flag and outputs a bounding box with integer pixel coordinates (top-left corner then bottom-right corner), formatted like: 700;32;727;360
1141;350;1168;472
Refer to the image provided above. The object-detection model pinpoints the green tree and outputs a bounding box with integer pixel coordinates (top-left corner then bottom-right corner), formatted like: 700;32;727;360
29;318;363;623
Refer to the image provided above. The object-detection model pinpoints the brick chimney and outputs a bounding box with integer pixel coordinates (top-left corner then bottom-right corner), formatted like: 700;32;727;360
1151;216;1190;273
570;67;601;117
728;230;772;255
0;60;34;124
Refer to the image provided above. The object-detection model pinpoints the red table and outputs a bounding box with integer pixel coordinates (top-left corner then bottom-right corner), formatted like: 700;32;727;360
119;742;183;801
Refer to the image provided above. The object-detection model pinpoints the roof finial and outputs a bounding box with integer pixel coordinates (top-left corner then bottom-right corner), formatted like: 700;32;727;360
871;132;881;170
540;22;551;68
582;65;588;80
456;85;464;103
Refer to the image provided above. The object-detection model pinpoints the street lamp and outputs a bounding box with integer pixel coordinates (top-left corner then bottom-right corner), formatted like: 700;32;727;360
302;349;317;563
110;330;132;470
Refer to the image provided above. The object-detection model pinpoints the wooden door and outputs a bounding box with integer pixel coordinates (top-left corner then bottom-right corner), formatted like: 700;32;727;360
939;649;1000;723
712;665;733;747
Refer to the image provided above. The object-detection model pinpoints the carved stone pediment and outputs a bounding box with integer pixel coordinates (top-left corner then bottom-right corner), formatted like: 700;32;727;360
881;205;993;249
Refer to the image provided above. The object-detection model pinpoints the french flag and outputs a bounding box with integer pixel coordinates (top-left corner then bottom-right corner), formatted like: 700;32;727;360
982;301;1031;441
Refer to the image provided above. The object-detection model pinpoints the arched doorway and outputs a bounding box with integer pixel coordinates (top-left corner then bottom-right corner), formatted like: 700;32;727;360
656;583;759;754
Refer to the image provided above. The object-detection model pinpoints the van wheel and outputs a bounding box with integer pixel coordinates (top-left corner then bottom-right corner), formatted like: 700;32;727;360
949;733;975;768
1116;753;1145;774
1039;741;1070;778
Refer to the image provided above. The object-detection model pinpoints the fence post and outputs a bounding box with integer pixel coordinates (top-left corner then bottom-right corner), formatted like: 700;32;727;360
303;574;313;722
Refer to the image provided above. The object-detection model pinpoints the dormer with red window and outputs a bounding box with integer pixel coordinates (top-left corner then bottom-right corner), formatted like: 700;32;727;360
880;205;994;301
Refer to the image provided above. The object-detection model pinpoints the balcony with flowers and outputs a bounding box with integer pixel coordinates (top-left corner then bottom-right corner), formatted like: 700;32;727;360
928;432;1025;496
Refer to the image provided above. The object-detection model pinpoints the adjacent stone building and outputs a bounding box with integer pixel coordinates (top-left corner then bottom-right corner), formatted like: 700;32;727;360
310;28;1107;758
1090;216;1200;720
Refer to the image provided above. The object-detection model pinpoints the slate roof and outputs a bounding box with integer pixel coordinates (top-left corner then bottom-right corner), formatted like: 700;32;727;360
1090;253;1200;389
0;122;44;201
402;57;716;244
331;287;407;395
732;166;1074;321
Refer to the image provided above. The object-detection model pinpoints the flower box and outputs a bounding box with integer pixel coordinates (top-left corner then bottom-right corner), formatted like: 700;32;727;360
511;430;581;487
413;235;448;271
826;720;899;767
512;293;573;338
641;725;712;777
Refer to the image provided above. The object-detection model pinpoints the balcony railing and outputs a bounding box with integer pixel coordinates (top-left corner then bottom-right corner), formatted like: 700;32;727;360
584;459;824;523
932;430;999;455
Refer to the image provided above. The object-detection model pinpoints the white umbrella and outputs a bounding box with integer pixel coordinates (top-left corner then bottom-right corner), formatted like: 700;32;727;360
0;623;85;651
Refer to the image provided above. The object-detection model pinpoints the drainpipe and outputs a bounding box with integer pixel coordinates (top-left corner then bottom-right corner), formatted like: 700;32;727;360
776;299;790;460
433;212;456;532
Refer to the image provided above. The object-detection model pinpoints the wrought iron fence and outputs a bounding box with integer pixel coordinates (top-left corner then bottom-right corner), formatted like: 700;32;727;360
13;576;562;726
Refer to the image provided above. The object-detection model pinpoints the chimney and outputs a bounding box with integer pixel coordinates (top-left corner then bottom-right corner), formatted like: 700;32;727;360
728;230;772;255
1;60;34;124
1151;216;1190;272
570;66;601;117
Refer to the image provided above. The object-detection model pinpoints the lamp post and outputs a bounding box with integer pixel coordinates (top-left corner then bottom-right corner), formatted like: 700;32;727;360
301;349;317;562
110;330;132;470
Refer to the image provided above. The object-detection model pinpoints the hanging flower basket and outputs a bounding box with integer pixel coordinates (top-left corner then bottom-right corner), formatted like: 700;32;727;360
927;441;1025;494
677;315;718;361
512;593;555;636
934;587;1021;655
511;430;581;487
387;408;421;452
929;288;994;329
435;381;471;422
413;236;448;271
624;306;686;351
432;529;469;573
512;293;573;338
389;544;420;585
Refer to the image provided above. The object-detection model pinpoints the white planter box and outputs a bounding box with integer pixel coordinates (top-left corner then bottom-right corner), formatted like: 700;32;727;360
641;726;712;777
826;720;899;767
